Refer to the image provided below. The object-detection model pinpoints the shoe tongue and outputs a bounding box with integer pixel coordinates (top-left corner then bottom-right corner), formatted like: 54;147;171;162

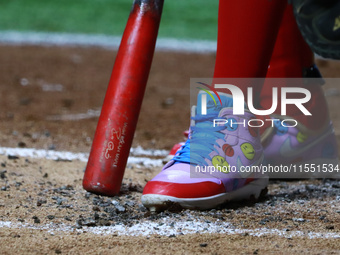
196;91;234;115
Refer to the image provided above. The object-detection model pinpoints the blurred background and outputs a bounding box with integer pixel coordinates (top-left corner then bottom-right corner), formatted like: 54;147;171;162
0;0;339;153
0;0;219;152
0;0;218;40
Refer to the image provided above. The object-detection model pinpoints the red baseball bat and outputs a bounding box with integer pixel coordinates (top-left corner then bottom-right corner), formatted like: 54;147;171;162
83;0;164;196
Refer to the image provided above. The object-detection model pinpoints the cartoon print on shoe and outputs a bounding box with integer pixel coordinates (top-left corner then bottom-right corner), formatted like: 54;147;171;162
142;91;268;211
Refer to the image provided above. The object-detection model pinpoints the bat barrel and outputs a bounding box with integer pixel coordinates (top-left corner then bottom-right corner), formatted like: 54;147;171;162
83;0;164;196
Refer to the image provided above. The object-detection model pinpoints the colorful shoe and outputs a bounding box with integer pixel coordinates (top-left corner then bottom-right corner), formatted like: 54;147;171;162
141;92;268;211
262;116;339;178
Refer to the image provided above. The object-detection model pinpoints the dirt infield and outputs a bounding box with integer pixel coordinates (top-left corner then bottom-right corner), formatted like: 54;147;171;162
0;45;339;254
0;45;216;152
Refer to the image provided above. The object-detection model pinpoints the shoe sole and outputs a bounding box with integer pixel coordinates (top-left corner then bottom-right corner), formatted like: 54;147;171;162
141;177;269;211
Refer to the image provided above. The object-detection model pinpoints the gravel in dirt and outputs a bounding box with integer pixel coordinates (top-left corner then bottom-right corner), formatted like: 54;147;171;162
0;45;339;254
0;154;339;254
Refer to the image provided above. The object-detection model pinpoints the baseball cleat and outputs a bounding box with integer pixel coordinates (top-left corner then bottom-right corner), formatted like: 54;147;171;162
142;92;268;211
261;116;339;179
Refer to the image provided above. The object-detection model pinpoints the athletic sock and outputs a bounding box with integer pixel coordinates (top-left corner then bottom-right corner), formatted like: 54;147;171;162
262;5;329;132
214;0;287;103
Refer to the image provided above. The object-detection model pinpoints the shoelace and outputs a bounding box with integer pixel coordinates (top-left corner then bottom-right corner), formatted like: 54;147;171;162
172;112;225;166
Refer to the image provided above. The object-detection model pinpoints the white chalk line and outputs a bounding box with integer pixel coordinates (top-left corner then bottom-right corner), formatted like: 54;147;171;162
1;30;336;239
0;146;338;239
0;30;328;59
0;146;167;167
0;30;217;53
46;109;101;121
0;218;338;239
